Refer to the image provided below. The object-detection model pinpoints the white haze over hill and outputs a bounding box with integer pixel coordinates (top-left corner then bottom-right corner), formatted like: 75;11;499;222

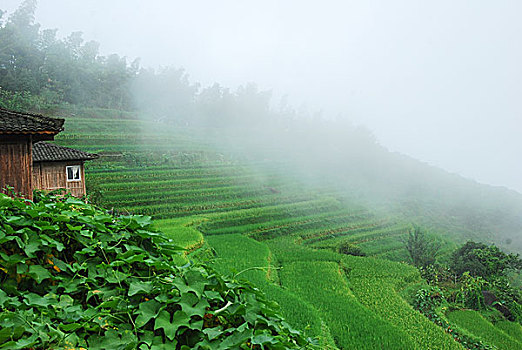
3;0;521;193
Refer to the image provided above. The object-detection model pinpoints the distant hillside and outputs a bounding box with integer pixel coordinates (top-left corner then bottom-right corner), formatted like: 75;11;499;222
2;0;520;254
182;123;522;255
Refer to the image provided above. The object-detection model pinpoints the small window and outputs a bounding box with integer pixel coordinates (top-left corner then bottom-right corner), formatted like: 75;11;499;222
66;165;81;181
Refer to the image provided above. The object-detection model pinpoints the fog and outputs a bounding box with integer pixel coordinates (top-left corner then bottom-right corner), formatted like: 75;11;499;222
2;0;522;194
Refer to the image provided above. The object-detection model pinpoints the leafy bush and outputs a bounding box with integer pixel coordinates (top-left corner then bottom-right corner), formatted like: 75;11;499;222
450;241;522;280
413;286;445;316
0;89;62;113
456;272;487;310
337;242;366;256
0;193;314;349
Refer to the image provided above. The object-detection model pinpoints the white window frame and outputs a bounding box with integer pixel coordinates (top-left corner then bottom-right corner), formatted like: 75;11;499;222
66;165;81;182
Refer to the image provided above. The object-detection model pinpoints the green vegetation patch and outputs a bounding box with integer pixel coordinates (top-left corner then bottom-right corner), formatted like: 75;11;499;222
207;234;337;348
349;277;463;350
279;261;416;349
447;310;522;350
494;321;522;343
0;193;314;349
154;217;205;264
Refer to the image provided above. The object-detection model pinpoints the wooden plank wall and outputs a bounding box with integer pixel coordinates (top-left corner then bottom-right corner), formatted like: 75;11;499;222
33;161;86;198
0;136;33;199
66;162;86;198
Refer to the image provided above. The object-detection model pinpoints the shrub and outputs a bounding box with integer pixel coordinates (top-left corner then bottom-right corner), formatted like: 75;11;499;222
337;242;366;256
450;241;522;280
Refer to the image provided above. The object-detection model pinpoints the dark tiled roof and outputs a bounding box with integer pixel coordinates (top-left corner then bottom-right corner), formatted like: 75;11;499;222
0;108;65;134
33;142;99;162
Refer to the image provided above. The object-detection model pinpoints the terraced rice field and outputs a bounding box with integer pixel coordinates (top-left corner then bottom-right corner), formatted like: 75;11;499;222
446;310;522;350
56;113;463;349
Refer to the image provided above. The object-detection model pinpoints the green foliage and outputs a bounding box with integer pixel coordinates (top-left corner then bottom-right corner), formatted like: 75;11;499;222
0;1;137;110
348;275;462;349
0;89;61;112
457;272;487;310
413;286;445;315
0;193;314;349
489;276;522;323
206;234;339;348
418;264;444;285
404;226;440;268
447;310;522;350
281;261;416;349
412;288;495;350
337;241;366;256
451;241;522;280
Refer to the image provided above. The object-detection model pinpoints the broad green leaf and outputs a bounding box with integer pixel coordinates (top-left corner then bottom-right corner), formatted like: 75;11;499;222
58;294;75;308
216;328;253;350
128;281;153;296
27;265;52;283
154;310;190;341
203;327;223;341
252;333;278;345
21;231;40;257
0;290;7;308
135;300;161;328
0;327;13;344
60;323;82;331
23;292;51;307
66;223;84;231
14;333;38;349
0;194;13;208
179;292;209;318
150;335;177;350
134;216;152;227
183;269;207;297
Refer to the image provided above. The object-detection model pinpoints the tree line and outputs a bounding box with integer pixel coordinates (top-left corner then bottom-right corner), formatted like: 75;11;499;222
0;0;288;128
0;0;138;111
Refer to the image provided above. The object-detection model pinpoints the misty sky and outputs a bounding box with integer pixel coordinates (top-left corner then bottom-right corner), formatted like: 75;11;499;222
3;0;522;193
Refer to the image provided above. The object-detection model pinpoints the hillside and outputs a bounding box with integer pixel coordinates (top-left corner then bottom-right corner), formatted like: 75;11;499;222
56;110;522;256
40;108;519;349
2;3;521;348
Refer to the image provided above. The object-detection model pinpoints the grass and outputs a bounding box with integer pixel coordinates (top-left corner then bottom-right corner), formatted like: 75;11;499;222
494;321;522;343
55;113;475;349
153;217;205;264
447;310;522;350
343;255;462;350
280;261;416;349
206;234;337;348
349;277;463;350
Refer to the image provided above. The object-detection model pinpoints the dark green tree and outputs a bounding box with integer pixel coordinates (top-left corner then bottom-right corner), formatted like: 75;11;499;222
405;226;440;268
450;241;522;279
0;0;139;110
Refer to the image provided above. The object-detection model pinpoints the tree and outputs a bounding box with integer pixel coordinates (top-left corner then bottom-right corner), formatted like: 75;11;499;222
405;226;440;268
450;241;522;280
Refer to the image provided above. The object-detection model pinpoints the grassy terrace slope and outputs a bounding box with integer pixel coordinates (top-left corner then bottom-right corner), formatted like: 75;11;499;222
447;310;522;350
55;112;465;349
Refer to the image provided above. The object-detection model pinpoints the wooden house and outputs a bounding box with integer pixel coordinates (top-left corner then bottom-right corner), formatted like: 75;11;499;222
0;108;64;199
32;141;98;198
0;108;97;199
